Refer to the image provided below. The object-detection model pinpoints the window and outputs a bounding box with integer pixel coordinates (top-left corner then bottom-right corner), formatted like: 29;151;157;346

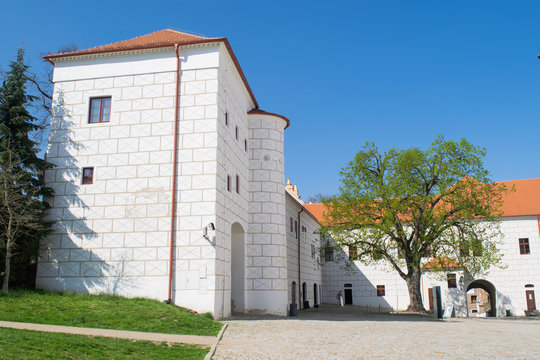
301;226;306;240
235;126;239;140
470;295;478;304
244;139;248;152
348;245;358;261
227;175;231;192
235;175;240;194
447;273;457;288
324;244;334;262
519;238;530;255
290;217;293;233
294;220;298;239
225;112;229;126
82;167;94;185
89;97;111;123
376;285;385;297
311;244;316;259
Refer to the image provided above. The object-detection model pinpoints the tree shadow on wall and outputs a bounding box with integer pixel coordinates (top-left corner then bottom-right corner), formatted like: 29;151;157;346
38;90;135;295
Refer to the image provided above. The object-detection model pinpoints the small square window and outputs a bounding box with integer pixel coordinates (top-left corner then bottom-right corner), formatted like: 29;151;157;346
235;175;240;194
89;97;111;123
470;295;477;304
519;238;530;255
82;167;94;185
377;285;385;296
227;175;231;192
447;273;457;288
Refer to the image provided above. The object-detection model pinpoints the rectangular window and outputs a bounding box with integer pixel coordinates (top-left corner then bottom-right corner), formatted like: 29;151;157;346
225;112;229;126
377;285;385;297
235;175;240;194
227;175;231;192
519;238;530;255
235;126;239;140
89;97;111;123
324;244;334;262
311;244;316;259
290;217;293;232
447;273;457;288
244;139;248;152
349;245;358;261
470;295;478;304
294;220;298;239
82;167;94;185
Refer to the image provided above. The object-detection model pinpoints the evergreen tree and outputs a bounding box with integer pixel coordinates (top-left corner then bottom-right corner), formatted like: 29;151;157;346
0;49;53;292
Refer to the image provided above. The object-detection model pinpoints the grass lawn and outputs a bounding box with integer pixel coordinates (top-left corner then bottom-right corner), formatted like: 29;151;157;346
0;290;222;336
0;327;208;360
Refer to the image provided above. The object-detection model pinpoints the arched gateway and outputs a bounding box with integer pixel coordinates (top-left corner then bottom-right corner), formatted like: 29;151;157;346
466;279;497;317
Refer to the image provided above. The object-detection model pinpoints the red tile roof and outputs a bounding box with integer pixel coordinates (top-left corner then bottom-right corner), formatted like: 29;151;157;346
304;178;540;224
44;29;259;108
248;109;290;129
422;257;463;270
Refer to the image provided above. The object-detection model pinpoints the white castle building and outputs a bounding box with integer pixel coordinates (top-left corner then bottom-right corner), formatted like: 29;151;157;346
37;29;538;318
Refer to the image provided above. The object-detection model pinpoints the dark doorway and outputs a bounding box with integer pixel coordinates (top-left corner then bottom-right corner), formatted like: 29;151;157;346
291;281;296;304
344;289;353;305
313;283;318;307
428;288;434;310
526;290;536;311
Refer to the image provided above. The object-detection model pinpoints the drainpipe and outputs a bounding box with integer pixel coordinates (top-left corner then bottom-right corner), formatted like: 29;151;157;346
297;207;304;309
167;44;181;304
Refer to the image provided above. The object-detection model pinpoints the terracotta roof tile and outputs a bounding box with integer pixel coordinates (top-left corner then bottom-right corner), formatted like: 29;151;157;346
44;29;258;108
304;178;540;224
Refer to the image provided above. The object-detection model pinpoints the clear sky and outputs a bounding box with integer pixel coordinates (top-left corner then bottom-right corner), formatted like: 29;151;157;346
2;1;539;200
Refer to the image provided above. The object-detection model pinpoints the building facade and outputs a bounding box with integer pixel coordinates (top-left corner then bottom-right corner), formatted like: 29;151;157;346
36;29;322;319
306;178;540;317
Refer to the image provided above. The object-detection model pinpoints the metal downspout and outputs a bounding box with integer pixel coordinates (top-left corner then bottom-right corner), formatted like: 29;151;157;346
167;44;181;304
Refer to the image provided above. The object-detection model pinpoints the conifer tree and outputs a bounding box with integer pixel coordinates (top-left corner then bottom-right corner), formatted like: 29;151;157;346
0;49;53;292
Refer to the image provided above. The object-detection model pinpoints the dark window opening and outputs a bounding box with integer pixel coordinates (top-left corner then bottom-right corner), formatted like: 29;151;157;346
324;244;334;262
225;112;229;126
244;139;248;152
235;126;239;140
348;245;358;261
235;175;240;194
447;273;457;288
294;220;298;239
519;238;530;255
376;285;385;297
89;97;111;123
290;217;293;232
82;167;94;185
227;175;231;192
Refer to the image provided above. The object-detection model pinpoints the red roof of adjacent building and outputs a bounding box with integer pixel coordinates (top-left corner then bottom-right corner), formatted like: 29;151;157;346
304;178;540;224
44;29;259;108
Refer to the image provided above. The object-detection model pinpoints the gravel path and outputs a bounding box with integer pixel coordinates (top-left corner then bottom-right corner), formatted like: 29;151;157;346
213;305;540;359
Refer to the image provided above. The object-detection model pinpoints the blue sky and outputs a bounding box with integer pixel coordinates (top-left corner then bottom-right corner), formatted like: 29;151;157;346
2;1;540;200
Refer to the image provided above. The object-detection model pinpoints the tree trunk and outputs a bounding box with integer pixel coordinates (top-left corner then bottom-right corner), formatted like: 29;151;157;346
2;240;11;293
405;267;426;312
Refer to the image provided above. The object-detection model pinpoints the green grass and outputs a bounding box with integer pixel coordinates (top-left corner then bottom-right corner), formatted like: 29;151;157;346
0;327;208;360
0;290;222;336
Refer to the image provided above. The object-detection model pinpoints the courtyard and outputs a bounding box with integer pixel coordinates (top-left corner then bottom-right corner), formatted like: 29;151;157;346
213;305;540;360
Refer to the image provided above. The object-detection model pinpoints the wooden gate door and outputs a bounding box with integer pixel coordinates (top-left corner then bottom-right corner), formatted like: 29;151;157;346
526;290;536;311
428;288;434;310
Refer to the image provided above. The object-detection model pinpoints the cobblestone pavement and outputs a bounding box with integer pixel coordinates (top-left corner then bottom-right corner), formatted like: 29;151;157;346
213;305;540;360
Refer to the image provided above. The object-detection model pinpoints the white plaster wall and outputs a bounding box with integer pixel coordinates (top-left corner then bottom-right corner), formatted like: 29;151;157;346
321;216;540;316
246;111;289;316
37;45;223;316
285;195;323;309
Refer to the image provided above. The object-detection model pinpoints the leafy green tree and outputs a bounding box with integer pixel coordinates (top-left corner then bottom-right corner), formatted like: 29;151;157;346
0;49;53;292
323;136;507;312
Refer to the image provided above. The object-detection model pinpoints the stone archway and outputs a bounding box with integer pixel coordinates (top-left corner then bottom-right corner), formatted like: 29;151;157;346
231;222;245;313
466;279;497;317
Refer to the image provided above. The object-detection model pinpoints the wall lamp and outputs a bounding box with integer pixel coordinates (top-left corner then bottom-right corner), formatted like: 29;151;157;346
203;222;216;244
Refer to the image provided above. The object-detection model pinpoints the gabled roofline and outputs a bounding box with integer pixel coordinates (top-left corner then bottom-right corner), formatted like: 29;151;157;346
44;37;259;109
248;109;290;129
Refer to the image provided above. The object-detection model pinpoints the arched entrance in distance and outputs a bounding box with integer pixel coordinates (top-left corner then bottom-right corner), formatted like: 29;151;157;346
466;279;497;317
291;281;297;305
231;223;245;313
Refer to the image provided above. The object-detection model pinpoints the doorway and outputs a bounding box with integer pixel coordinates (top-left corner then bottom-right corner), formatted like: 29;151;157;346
231;223;245;313
344;284;353;305
428;288;434;310
466;279;496;317
526;290;536;311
